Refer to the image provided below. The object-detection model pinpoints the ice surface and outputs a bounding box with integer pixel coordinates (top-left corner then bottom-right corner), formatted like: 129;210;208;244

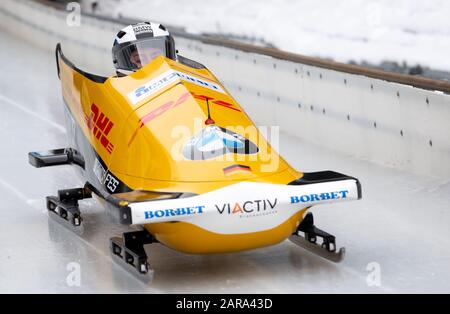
89;0;450;71
0;29;450;293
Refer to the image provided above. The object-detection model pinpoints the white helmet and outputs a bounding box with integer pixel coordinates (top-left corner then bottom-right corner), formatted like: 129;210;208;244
112;22;176;75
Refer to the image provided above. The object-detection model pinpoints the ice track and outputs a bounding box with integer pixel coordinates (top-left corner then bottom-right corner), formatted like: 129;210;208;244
1;30;450;293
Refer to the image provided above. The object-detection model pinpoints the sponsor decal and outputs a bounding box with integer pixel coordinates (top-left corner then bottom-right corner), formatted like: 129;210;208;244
84;103;114;154
290;190;349;204
128;92;190;146
144;205;205;220
192;93;241;112
104;172;120;193
183;126;259;160
223;164;251;175
93;158;107;184
174;71;224;94
215;198;278;219
129;181;359;232
133;24;153;35
129;71;179;104
93;157;129;194
128;70;225;104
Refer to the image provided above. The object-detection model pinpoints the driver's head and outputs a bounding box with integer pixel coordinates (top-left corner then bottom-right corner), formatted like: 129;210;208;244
112;22;176;76
129;46;164;68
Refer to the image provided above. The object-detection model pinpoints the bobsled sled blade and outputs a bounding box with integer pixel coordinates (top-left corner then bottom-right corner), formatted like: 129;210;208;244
46;195;86;236
109;236;154;283
47;209;85;236
110;255;154;283
289;235;345;263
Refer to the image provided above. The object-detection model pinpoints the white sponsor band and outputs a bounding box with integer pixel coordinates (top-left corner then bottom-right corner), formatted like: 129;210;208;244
128;69;225;104
129;179;360;234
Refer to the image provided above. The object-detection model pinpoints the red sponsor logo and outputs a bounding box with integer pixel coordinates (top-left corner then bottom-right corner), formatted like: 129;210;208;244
191;93;241;112
128;92;190;146
85;103;114;154
223;164;251;175
127;92;241;147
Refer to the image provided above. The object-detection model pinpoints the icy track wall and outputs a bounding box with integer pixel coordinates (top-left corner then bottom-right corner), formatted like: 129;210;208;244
1;0;450;179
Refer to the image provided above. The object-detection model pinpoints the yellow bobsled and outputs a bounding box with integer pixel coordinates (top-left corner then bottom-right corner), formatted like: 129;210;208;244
28;43;361;276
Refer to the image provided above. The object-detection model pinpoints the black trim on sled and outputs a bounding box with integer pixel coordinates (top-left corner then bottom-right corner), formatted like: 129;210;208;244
289;171;362;200
177;55;206;69
84;182;133;224
84;182;196;225
90;149;134;195
56;43;108;83
29;148;85;169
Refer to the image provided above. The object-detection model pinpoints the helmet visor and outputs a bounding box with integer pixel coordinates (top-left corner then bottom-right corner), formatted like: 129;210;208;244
113;37;169;72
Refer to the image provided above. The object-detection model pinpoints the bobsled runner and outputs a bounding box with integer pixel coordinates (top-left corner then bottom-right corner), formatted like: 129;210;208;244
28;40;361;277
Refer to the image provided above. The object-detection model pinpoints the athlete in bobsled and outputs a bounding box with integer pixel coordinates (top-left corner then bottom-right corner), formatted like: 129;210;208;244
112;22;177;76
28;22;362;277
